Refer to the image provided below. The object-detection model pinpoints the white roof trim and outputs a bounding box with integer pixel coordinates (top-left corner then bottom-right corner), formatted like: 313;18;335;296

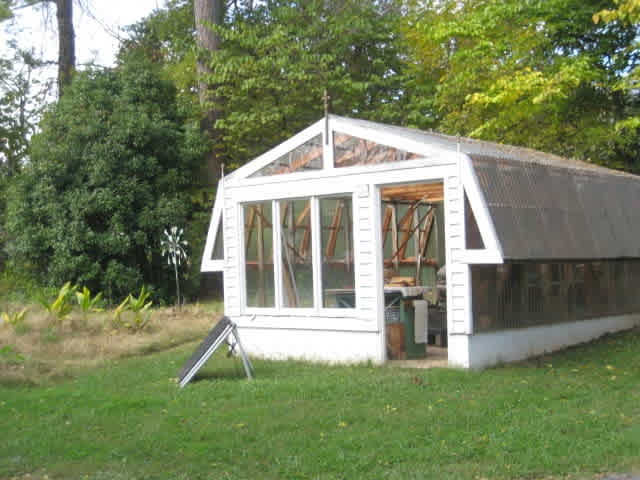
226;155;456;189
330;116;457;160
459;153;504;264
201;179;225;272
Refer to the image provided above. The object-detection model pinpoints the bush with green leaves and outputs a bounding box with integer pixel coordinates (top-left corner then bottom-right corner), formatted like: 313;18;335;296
4;52;207;302
112;286;153;332
76;286;104;320
39;282;76;324
1;307;27;329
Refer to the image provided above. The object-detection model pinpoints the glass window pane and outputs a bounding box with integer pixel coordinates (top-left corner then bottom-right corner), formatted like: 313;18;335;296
320;197;355;308
244;202;274;308
280;199;314;308
211;220;224;260
334;132;421;168
465;192;485;249
250;134;323;177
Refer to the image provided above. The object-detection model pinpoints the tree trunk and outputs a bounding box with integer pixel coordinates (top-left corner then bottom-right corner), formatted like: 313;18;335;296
56;0;75;97
194;0;223;188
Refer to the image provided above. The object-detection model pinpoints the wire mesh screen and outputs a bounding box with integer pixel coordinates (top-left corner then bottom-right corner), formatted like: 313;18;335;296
472;260;640;332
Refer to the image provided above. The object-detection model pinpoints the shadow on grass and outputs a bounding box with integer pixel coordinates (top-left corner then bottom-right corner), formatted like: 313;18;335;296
189;367;248;383
182;354;324;385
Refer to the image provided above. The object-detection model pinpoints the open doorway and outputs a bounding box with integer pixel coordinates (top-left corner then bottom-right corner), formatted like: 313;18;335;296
380;182;447;361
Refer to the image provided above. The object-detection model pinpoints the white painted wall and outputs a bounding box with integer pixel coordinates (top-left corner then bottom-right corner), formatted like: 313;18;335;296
235;324;382;363
466;314;640;368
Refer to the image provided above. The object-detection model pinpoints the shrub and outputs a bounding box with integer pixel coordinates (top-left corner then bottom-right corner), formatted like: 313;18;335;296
111;286;153;333
1;307;28;329
76;286;104;320
39;282;76;324
4;52;207;302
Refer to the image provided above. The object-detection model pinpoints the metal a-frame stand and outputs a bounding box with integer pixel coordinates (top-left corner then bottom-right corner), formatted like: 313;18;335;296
178;316;253;388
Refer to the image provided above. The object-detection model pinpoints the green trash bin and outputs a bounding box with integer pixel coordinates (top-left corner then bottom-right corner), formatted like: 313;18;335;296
385;292;426;360
401;297;427;359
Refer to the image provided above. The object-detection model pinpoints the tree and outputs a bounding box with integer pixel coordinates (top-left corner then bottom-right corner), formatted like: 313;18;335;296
5;52;206;301
0;43;50;177
0;43;50;270
54;0;75;96
194;0;223;187
121;0;198;118
201;0;409;169
404;0;640;170
3;0;75;96
125;0;410;168
593;0;640;171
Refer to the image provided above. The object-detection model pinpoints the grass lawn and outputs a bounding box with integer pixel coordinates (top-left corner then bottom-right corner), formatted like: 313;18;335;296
2;327;640;480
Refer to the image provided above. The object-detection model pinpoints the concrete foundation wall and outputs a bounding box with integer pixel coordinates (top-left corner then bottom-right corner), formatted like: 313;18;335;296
446;334;470;368
237;325;383;364
467;314;640;368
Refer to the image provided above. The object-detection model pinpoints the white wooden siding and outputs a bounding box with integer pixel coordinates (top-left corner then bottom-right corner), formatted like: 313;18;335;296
354;185;376;320
444;171;471;335
223;192;241;316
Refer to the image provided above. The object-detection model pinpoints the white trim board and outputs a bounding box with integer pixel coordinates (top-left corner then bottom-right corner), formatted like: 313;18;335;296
458;153;503;264
201;179;225;272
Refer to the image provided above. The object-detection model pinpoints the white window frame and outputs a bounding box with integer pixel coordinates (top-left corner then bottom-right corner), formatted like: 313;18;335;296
201;179;225;272
276;196;316;310
239;192;358;317
240;199;278;310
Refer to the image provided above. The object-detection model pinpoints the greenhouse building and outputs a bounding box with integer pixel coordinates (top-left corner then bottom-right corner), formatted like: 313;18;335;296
201;115;640;368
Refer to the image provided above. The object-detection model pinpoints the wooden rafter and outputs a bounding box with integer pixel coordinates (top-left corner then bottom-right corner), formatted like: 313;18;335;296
334;135;420;168
244;207;256;251
391;205;399;272
397;198;423;260
419;210;435;258
382;206;393;248
326;202;343;257
294;202;311;259
388;205;432;265
384;258;437;268
381;184;444;203
295;203;311;227
273;145;323;175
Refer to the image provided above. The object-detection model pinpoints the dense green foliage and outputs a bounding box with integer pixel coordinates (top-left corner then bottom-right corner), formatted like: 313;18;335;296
207;0;410;168
0;44;49;271
4;53;206;301
129;0;411;168
404;0;640;171
0;45;47;178
2;329;640;479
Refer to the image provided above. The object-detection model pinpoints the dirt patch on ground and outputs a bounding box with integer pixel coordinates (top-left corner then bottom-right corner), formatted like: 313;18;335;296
0;303;221;385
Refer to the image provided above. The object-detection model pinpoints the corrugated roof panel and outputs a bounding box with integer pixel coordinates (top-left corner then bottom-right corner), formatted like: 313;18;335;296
471;157;640;260
331;115;636;178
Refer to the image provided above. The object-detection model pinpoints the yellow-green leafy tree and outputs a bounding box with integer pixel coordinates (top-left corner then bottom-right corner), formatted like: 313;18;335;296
404;0;640;172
